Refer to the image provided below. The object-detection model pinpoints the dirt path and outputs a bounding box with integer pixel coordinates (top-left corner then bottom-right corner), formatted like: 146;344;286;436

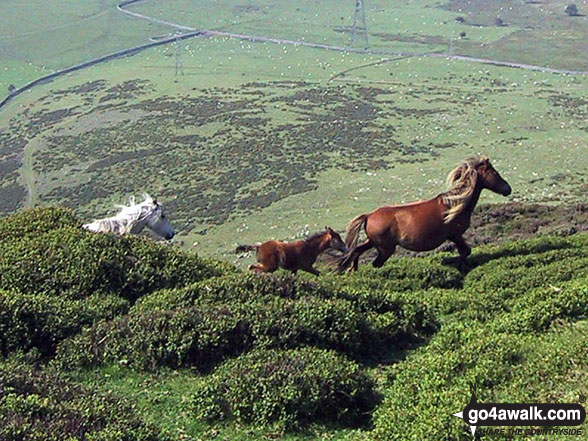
21;139;40;207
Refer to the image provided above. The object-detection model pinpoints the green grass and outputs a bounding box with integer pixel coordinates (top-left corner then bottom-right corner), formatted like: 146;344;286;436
0;0;169;90
0;208;587;440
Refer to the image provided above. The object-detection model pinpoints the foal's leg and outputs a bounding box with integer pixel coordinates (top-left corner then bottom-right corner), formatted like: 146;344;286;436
450;235;471;259
302;266;320;276
372;246;395;268
249;263;268;273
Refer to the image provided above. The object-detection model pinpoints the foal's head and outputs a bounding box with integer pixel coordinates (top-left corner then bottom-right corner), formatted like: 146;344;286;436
323;227;348;253
475;157;512;196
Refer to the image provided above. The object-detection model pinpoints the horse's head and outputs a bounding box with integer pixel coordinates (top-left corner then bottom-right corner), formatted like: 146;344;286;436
476;157;512;196
143;197;174;240
325;227;348;253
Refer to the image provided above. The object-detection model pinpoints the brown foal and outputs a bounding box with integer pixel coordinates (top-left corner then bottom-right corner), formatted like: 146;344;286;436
337;156;512;272
237;227;347;276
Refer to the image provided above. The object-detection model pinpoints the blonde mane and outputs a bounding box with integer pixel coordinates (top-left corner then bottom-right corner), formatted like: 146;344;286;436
441;156;487;223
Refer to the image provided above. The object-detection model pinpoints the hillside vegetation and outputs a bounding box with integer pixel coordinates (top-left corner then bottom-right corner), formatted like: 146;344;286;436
0;206;586;440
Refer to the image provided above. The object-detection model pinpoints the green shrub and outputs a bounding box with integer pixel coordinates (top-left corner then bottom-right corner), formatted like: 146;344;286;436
247;296;380;356
466;246;588;292
334;256;463;293
193;347;378;429
56;294;385;370
494;278;588;333
372;318;588;440
131;272;330;314
0;225;231;300
134;274;439;349
0;354;165;441
0;206;79;242
372;322;529;440
54;304;251;371
0;290;128;357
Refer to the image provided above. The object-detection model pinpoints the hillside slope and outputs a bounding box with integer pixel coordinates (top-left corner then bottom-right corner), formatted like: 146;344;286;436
0;207;586;440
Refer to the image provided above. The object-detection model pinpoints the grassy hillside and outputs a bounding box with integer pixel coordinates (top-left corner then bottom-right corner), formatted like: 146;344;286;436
1;0;587;262
0;207;586;440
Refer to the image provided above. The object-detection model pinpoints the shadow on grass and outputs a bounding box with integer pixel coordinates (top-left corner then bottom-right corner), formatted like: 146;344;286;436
442;237;576;275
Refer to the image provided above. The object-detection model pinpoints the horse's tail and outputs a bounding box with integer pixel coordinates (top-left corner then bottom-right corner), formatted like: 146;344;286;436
345;213;368;249
336;213;368;272
235;243;260;253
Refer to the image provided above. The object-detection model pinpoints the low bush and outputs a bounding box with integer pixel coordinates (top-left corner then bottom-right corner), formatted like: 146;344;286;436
0;225;231;301
134;274;439;348
0;206;78;242
494;278;588;333
0;353;165;441
0;290;128;357
56;295;384;370
465;247;588;294
372;319;588;440
131;272;331;314
334;256;463;293
53;304;251;371
193;347;378;429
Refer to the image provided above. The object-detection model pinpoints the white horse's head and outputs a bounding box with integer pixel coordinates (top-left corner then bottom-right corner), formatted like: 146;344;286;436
84;194;175;239
140;195;174;240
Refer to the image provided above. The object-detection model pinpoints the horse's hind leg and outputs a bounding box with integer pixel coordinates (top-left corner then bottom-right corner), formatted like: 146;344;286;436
348;240;373;272
373;246;395;268
249;261;278;273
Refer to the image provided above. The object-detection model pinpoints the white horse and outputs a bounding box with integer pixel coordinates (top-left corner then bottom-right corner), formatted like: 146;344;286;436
83;195;174;240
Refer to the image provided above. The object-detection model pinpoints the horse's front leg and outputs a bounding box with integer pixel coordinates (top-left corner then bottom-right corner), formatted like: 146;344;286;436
450;235;471;259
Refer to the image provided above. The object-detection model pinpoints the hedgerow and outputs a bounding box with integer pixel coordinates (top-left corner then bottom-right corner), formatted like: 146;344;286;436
192;347;378;429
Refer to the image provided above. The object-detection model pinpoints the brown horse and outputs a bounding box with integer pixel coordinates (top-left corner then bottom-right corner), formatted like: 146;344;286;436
237;227;347;276
337;156;512;272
